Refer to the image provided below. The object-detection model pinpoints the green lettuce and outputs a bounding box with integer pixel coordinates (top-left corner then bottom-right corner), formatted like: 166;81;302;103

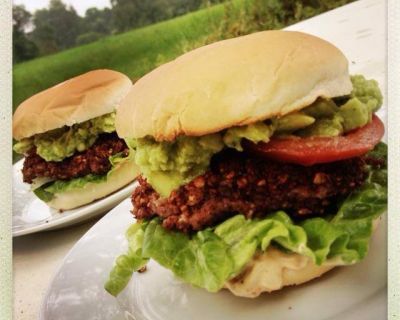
104;223;150;296
109;151;131;167
33;186;55;203
34;174;107;202
44;174;106;194
105;144;387;297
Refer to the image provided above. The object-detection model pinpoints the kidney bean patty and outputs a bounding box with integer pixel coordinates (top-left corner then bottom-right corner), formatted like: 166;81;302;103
22;132;128;183
132;150;368;233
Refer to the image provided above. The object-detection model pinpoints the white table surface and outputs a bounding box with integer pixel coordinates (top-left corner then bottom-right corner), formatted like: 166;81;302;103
13;220;97;319
12;0;386;319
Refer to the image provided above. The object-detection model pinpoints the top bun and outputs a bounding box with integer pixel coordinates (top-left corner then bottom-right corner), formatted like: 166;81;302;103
13;69;132;140
116;31;352;141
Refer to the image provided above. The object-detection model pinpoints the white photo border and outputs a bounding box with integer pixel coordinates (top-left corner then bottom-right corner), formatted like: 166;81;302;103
0;0;398;319
388;0;399;318
0;0;12;319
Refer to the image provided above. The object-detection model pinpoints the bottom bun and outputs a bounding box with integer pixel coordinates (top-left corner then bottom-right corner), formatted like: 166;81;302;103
224;247;338;298
47;160;139;210
225;219;380;298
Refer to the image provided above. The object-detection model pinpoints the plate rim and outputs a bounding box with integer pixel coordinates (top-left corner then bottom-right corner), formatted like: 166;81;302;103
12;159;137;237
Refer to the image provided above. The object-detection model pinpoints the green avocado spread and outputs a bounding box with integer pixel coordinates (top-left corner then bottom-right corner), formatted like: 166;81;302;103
129;134;224;196
13;112;116;162
298;75;382;136
129;75;382;198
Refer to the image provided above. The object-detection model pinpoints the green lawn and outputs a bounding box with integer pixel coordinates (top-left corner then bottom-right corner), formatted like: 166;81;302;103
13;2;227;111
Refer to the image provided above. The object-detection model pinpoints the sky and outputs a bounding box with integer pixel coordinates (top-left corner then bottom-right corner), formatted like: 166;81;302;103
13;0;111;16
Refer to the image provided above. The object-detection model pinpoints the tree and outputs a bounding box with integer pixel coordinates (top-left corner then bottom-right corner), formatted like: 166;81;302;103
13;5;39;63
82;7;113;35
110;0;141;32
31;0;82;55
110;0;207;33
13;5;31;31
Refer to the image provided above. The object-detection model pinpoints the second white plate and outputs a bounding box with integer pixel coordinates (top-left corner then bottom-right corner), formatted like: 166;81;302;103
12;159;137;237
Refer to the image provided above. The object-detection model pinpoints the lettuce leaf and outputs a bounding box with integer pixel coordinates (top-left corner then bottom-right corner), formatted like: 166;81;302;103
109;152;129;167
104;223;149;296
33;174;107;202
33;186;54;202
105;143;387;297
46;174;107;194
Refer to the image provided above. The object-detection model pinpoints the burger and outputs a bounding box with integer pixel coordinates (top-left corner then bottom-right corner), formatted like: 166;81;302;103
13;69;139;210
105;31;387;298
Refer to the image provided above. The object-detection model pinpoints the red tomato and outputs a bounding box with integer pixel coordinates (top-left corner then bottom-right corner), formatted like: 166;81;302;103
244;115;384;166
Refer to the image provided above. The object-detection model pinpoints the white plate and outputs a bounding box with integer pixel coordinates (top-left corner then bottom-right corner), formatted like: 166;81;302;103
40;0;387;318
12;159;137;237
39;199;387;320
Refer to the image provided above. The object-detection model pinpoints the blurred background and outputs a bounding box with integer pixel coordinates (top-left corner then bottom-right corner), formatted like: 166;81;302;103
12;0;354;112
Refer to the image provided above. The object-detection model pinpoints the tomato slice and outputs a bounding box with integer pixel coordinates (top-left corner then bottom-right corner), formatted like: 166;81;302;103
244;115;384;166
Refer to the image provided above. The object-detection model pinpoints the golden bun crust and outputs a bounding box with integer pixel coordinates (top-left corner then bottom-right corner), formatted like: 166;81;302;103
46;160;139;210
116;30;352;141
13;69;132;140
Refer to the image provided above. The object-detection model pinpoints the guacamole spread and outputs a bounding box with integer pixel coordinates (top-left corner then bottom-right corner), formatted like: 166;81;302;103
298;75;382;136
14;112;116;162
130;75;383;197
130;135;224;197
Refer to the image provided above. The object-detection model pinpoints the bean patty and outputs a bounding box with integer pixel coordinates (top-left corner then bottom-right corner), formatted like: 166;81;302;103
22;132;128;183
132;150;368;233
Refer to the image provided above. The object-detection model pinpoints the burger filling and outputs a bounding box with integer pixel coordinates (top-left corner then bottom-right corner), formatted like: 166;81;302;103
129;75;382;198
14;112;132;203
22;133;128;184
133;151;371;233
105;75;387;297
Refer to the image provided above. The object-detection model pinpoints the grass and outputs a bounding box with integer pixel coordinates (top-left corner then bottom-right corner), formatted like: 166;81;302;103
12;2;227;111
